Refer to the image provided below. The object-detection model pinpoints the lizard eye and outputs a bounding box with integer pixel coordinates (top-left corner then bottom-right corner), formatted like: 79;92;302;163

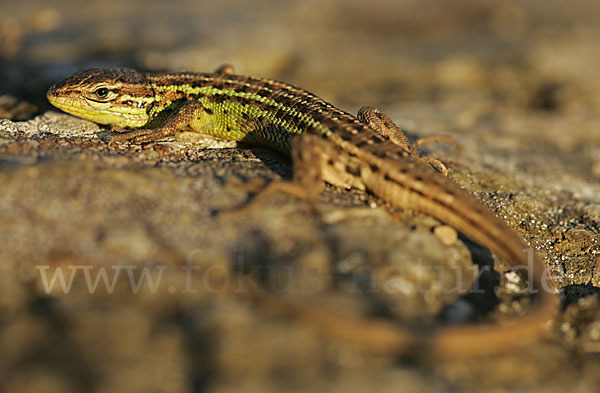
95;87;109;98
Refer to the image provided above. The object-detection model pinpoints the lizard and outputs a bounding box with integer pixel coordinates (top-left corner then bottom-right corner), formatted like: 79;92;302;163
46;66;559;358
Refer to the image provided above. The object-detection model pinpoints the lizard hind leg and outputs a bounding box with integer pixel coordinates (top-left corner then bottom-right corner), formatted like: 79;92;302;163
357;106;417;156
214;64;235;75
248;133;329;207
357;106;455;176
220;133;360;217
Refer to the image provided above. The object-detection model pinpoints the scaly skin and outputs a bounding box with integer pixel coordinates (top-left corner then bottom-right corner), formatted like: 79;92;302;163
47;67;559;358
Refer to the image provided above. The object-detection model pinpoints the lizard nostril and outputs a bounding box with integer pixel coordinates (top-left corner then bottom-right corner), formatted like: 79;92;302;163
47;85;59;97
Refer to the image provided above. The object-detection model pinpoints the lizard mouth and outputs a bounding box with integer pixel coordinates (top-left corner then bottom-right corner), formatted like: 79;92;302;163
46;90;149;128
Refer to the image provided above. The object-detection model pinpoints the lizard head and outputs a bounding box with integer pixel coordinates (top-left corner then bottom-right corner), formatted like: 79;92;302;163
47;68;155;128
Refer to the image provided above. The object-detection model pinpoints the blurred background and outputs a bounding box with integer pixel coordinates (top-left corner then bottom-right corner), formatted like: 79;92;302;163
3;0;600;116
1;1;599;392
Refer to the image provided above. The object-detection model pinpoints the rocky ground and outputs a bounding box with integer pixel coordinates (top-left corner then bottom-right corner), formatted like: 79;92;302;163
0;0;599;392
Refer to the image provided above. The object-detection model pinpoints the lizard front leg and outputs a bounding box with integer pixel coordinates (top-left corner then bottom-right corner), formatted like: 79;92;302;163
109;101;207;145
